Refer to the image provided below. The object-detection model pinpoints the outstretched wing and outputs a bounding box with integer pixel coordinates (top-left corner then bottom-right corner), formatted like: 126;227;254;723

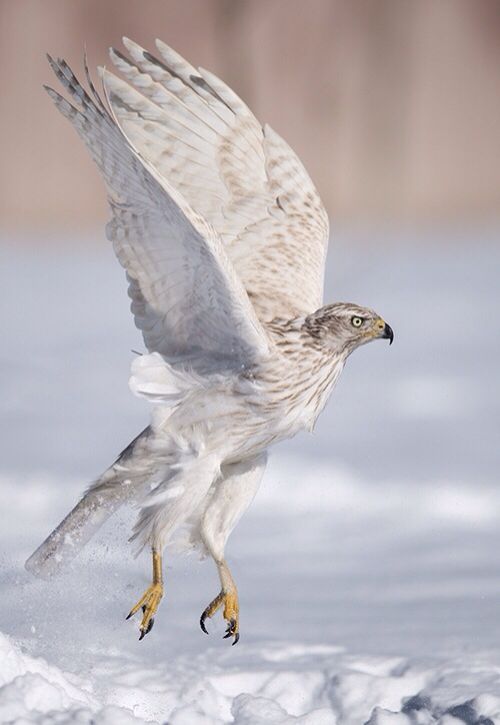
45;56;269;371
106;38;330;321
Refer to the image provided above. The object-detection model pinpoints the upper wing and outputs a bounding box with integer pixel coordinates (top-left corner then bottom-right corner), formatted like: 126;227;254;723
106;38;330;321
45;56;269;371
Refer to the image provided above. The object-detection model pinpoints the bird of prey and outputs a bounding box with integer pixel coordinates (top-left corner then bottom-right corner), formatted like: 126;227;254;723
25;38;393;644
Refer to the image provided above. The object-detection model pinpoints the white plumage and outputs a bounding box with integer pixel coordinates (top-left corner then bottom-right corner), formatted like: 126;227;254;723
25;39;393;642
106;38;329;323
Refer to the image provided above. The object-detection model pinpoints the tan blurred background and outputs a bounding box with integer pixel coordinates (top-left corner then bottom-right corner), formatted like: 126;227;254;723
1;0;500;233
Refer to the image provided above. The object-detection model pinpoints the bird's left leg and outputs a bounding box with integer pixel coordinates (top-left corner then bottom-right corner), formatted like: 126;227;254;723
199;453;267;644
127;453;221;639
126;547;163;640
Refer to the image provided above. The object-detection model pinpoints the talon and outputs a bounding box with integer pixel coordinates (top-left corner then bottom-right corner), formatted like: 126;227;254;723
139;616;155;640
223;618;236;636
223;619;239;644
201;590;239;643
200;614;209;634
199;591;224;637
126;581;163;639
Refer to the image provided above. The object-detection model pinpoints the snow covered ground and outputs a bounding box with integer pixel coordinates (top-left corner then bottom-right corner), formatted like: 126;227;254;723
1;227;499;723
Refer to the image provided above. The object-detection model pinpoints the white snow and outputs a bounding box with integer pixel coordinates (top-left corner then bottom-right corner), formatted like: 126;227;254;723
1;228;499;723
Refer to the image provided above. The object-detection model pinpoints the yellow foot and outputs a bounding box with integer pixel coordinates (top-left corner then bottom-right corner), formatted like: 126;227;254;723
126;583;163;640
200;590;239;645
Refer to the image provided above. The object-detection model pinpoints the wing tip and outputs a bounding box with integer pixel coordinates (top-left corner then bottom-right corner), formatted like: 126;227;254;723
46;52;58;75
122;36;145;57
110;46;128;63
154;37;168;53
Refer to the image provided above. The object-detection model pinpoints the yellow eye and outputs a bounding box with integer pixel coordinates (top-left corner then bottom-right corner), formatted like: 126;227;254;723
351;316;363;328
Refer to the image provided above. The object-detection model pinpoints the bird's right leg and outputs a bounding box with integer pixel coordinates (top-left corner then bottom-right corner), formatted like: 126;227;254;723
126;547;164;640
200;557;240;643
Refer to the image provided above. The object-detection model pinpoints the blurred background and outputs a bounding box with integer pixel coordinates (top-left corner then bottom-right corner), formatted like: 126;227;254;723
1;0;500;696
1;0;500;229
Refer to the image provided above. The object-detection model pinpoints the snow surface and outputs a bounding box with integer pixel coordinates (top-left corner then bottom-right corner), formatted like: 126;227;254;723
1;228;499;723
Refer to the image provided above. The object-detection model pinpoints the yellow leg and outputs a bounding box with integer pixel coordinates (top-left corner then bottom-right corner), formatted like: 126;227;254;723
126;548;163;640
200;559;239;644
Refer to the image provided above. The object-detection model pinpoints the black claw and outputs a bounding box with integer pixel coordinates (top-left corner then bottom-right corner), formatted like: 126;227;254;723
125;612;133;620
223;620;239;644
138;617;154;641
200;614;209;635
142;605;146;614
139;621;153;641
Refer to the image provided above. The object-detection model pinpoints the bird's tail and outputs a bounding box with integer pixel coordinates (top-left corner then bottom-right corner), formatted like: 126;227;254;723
25;427;151;579
25;484;128;578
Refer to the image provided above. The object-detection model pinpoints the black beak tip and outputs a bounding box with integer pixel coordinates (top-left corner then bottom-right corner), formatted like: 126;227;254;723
383;323;394;345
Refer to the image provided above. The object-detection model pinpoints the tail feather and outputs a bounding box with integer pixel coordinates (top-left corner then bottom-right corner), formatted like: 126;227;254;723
25;427;151;579
25;485;127;578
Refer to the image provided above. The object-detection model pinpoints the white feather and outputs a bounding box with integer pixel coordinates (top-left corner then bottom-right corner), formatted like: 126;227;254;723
106;39;329;322
129;352;202;404
44;55;269;375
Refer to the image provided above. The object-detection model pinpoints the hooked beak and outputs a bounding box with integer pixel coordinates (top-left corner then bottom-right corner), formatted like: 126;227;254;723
382;322;394;345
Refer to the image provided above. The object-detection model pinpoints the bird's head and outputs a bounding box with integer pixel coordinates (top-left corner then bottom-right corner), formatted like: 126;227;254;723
305;302;394;355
